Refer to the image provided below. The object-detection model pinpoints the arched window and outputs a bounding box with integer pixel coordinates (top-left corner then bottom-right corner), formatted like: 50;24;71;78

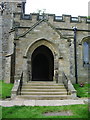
83;41;90;66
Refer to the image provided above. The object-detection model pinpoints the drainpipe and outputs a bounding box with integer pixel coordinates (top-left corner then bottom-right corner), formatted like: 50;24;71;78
73;27;78;84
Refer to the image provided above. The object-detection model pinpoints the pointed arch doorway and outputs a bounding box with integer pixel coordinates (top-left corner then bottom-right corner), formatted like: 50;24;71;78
31;45;54;81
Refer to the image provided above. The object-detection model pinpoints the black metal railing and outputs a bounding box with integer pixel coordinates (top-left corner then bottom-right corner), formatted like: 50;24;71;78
20;72;23;94
62;72;69;95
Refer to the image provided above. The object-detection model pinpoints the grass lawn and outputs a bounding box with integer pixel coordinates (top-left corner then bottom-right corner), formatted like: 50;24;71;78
73;84;90;98
0;82;89;119
2;104;89;118
0;80;13;99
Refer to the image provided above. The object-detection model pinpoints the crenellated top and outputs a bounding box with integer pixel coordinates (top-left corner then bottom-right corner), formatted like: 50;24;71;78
14;13;90;24
0;0;89;24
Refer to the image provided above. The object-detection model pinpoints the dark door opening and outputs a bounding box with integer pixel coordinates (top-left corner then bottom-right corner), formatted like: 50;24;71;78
31;45;54;81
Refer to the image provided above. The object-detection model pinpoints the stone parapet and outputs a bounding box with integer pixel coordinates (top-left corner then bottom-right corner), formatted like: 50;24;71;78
16;13;90;24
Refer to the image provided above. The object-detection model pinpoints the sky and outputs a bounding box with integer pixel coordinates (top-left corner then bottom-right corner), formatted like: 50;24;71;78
25;0;89;17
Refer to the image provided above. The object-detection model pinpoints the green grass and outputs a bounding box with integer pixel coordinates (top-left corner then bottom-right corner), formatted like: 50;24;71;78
2;105;89;118
73;84;90;98
0;80;13;99
0;82;89;118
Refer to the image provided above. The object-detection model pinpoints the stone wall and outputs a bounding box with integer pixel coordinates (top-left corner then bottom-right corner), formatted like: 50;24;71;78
14;14;90;83
0;0;90;83
0;0;26;81
12;13;89;83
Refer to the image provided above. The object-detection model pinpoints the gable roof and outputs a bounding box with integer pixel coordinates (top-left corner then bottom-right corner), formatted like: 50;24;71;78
15;18;68;39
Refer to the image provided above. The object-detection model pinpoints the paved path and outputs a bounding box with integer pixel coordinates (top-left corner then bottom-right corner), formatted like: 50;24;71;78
0;98;88;107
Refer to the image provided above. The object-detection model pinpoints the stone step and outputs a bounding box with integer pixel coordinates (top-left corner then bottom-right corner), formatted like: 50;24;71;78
23;84;64;86
23;82;64;86
22;86;65;89
21;92;67;95
27;81;57;84
20;82;68;100
17;95;71;100
21;89;67;92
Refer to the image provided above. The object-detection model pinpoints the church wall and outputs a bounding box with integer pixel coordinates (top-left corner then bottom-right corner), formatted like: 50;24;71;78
0;0;89;84
10;13;90;83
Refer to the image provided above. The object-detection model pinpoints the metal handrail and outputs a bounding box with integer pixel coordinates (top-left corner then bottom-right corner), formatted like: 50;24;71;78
62;72;69;95
19;72;23;95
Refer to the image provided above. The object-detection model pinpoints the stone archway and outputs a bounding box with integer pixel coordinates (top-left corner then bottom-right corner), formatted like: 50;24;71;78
31;45;54;81
23;39;60;83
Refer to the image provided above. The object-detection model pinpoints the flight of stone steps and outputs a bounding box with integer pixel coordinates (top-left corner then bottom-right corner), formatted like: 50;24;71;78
18;82;71;100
